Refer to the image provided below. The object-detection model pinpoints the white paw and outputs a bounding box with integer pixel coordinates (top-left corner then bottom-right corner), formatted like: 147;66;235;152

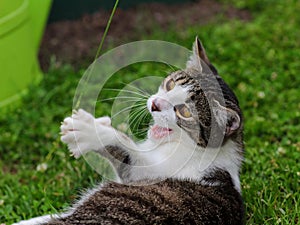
60;109;114;158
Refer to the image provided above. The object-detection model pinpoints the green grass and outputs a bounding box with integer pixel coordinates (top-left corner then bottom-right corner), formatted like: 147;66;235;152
1;0;300;224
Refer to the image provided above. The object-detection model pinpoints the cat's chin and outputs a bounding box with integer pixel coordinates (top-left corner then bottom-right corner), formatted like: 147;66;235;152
149;125;173;139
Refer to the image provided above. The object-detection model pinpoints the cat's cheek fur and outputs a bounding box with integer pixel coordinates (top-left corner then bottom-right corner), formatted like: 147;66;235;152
151;110;177;128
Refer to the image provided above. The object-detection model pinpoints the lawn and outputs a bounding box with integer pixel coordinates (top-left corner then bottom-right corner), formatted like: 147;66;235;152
1;0;299;224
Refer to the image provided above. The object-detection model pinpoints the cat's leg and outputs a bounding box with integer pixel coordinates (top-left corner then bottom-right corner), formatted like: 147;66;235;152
60;109;137;177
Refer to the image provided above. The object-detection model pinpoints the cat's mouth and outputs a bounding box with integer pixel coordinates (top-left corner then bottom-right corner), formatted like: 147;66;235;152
150;125;173;139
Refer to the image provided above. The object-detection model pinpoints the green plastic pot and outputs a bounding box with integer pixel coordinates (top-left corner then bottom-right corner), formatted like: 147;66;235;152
0;0;52;108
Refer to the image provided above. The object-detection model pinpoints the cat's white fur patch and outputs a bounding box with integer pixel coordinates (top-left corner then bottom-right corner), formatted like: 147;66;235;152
12;215;58;225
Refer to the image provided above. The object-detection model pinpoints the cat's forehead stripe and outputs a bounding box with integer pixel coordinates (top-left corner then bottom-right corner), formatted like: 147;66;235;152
167;71;194;86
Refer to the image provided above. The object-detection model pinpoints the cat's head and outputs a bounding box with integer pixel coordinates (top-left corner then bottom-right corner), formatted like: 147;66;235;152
147;37;243;148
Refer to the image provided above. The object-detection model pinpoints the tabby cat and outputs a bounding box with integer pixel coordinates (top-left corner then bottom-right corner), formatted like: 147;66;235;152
14;38;245;225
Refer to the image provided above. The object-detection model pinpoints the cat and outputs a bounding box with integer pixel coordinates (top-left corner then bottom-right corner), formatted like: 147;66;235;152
14;37;245;225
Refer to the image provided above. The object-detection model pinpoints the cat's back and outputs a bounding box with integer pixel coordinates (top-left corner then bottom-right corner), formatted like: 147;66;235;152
48;170;244;225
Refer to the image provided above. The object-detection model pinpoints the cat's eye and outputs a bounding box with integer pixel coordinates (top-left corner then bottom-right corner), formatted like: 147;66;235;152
164;78;176;91
175;104;192;119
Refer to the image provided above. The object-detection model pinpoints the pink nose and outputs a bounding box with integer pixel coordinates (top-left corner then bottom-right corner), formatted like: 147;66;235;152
151;100;160;112
151;98;171;112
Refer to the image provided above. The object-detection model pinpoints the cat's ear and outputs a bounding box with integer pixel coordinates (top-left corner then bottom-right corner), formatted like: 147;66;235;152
212;99;240;136
186;37;218;75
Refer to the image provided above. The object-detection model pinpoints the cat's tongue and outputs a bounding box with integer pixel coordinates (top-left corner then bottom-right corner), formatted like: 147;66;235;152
150;125;172;139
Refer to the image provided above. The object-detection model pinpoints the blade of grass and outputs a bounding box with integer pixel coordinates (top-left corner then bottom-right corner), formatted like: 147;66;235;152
75;0;120;109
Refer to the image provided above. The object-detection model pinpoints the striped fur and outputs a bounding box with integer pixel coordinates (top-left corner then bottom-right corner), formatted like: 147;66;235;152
47;171;244;225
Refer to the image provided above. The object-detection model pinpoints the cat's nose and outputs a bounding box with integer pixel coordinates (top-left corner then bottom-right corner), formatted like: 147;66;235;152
151;98;171;112
151;99;161;112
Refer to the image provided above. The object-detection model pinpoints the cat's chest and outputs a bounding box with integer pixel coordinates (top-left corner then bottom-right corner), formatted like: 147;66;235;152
133;140;202;179
140;138;194;158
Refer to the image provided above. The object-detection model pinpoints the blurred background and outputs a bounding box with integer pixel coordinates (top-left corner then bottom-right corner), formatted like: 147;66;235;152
1;0;299;224
39;0;250;70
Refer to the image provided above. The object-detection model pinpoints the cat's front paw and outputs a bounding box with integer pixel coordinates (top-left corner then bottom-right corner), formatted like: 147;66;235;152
60;109;112;158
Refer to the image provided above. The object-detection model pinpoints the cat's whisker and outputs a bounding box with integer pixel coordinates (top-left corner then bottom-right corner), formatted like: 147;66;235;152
127;109;147;125
120;82;152;98
100;96;147;101
137;108;151;126
112;103;147;119
126;107;148;128
126;108;150;136
97;96;147;103
132;111;150;133
134;125;151;137
103;88;150;99
131;128;149;140
99;96;147;106
128;101;150;134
